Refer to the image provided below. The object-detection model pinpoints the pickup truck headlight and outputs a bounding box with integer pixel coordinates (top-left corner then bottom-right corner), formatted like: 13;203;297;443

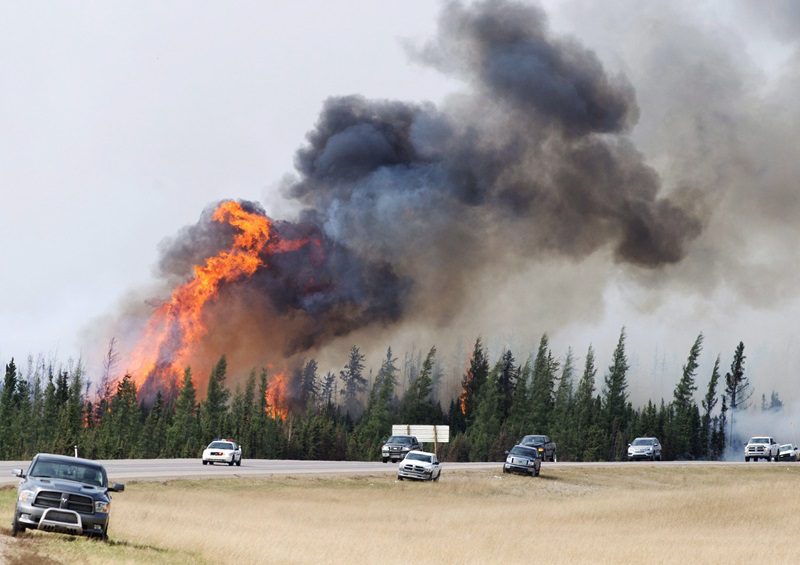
95;500;110;513
18;490;35;504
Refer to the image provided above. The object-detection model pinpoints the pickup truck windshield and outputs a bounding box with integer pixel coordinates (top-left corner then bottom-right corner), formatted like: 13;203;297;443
406;453;432;463
30;460;106;488
387;436;413;444
510;446;536;457
750;438;769;444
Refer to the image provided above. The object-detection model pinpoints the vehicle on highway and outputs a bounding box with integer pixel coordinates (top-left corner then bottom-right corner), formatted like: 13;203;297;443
10;453;124;540
202;440;242;466
503;445;541;477
627;437;662;461
519;434;557;462
744;436;779;462
381;435;421;463
397;450;441;481
777;443;799;462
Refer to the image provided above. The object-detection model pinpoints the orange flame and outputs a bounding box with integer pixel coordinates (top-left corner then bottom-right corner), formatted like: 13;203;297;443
127;200;304;394
265;373;288;420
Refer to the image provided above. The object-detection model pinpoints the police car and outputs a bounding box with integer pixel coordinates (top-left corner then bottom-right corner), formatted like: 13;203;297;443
201;439;242;466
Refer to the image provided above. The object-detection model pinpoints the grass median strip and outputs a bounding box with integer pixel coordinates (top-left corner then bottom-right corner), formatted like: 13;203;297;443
2;464;799;564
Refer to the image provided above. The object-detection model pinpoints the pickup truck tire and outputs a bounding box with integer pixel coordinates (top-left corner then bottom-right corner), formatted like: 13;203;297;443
10;515;25;537
236;458;242;467
382;458;388;463
534;467;540;477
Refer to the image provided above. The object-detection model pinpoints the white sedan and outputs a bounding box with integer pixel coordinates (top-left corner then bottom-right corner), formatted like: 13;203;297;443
202;440;242;466
397;450;441;481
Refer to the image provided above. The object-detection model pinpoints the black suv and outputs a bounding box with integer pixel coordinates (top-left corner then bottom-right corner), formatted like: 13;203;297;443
519;434;557;462
381;435;421;463
10;453;125;540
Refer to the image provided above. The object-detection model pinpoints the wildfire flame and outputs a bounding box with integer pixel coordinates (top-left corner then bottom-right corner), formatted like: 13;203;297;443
127;200;306;394
265;372;288;420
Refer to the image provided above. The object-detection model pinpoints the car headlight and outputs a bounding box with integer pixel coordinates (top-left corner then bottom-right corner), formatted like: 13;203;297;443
18;490;35;503
95;500;111;513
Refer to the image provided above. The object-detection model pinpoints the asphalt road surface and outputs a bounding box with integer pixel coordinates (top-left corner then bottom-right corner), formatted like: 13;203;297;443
0;458;763;487
0;458;501;486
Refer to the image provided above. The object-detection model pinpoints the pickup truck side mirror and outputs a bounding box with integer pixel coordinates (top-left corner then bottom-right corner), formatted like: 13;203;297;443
108;483;125;492
12;469;24;478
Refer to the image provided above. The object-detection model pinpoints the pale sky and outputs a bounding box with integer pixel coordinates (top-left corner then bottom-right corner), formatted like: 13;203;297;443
1;1;799;410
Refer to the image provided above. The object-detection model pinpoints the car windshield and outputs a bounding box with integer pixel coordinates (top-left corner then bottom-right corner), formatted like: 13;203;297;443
208;442;234;450
632;439;654;446
780;444;792;450
521;435;545;444
387;436;412;444
750;438;769;444
30;459;106;488
510;446;536;458
406;453;432;463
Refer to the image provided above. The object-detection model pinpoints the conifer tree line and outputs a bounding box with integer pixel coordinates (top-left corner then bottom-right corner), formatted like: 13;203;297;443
0;330;784;462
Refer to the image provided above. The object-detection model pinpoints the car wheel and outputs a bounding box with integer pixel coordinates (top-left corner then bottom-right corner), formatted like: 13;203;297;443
10;515;25;537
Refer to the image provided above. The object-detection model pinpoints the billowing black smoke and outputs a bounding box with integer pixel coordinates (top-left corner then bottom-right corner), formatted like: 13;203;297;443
157;0;701;357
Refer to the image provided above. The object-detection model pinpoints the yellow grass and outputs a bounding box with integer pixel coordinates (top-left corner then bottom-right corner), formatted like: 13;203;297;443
3;464;800;564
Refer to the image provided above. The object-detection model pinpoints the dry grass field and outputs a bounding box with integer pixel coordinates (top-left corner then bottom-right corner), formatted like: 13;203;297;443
2;463;799;564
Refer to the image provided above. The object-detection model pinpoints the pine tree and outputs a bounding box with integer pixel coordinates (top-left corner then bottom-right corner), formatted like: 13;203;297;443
671;334;703;459
496;349;518;421
574;346;597;460
459;338;489;427
202;356;230;441
724;342;750;448
701;356;721;458
300;359;319;408
401;346;437;425
339;346;367;417
530;335;558;432
551;349;575;461
166;368;200;457
603;328;630;460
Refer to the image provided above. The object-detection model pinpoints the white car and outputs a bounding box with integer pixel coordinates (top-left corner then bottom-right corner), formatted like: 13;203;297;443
397;450;441;481
202;440;242;466
777;444;799;462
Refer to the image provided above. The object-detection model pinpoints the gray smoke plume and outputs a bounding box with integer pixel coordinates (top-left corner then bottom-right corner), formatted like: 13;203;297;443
139;0;707;388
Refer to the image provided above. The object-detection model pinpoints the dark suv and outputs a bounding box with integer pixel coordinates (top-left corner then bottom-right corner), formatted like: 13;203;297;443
10;453;125;540
381;435;421;463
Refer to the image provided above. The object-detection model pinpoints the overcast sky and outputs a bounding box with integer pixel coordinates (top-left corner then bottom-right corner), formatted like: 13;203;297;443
1;1;799;407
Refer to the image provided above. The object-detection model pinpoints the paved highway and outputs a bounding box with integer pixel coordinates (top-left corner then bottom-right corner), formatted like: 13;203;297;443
0;458;503;486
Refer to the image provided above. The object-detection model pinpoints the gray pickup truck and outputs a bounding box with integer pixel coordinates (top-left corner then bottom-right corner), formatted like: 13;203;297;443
10;453;125;540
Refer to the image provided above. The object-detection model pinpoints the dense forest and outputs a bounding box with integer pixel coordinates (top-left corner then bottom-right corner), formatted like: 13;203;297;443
0;330;782;462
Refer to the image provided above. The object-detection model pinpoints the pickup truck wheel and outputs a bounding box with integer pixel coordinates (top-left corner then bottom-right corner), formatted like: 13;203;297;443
228;458;235;466
382;458;388;463
534;466;540;477
397;476;404;481
236;458;242;467
10;515;25;537
202;460;208;465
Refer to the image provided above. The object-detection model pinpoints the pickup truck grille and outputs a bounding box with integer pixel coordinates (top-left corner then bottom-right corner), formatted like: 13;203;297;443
34;491;94;514
402;464;426;473
746;446;766;453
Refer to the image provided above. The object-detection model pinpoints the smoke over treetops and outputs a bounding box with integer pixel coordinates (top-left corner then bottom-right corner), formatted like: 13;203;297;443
120;1;703;398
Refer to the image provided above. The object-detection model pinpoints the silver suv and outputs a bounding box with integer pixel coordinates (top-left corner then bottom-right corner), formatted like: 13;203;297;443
627;437;662;461
10;453;124;540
